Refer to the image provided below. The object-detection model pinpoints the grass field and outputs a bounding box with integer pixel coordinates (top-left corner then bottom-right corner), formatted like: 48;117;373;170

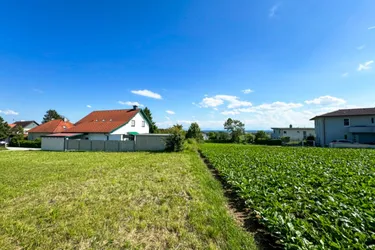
0;151;256;249
200;144;375;249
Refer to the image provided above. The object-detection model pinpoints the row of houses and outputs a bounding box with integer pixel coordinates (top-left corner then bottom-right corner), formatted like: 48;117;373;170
271;107;375;146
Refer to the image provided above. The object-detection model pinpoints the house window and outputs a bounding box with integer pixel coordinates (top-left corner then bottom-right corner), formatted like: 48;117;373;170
142;121;145;127
131;120;135;127
344;118;350;127
297;131;300;133
344;134;348;139
372;118;374;124
283;131;287;134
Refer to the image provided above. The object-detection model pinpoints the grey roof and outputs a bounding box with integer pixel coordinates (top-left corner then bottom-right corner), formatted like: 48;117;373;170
310;108;375;120
271;127;314;130
12;120;39;128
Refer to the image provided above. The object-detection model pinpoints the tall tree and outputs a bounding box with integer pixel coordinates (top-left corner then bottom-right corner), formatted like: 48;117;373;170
42;109;64;124
143;107;158;133
255;130;268;140
0;116;10;140
186;122;203;141
11;125;24;141
224;118;245;142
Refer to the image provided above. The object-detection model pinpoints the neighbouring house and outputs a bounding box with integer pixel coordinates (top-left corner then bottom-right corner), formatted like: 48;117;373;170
271;125;315;141
62;106;151;140
9;120;39;135
311;108;375;146
28;119;74;140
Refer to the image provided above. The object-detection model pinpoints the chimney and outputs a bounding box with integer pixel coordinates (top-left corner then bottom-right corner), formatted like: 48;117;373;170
133;105;138;110
289;124;292;128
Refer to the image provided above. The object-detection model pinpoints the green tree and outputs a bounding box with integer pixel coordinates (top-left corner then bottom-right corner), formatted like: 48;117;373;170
255;130;268;140
0;116;10;140
208;131;217;140
245;133;255;143
143;107;158;133
165;125;185;152
224;118;245;143
42;109;64;124
186;122;203;141
11;125;24;141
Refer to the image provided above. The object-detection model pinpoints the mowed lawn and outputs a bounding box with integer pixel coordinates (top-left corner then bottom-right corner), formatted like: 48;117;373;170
0;151;256;249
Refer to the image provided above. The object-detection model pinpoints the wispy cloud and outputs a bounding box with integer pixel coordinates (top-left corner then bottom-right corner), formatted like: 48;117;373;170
200;95;252;109
0;109;19;115
165;116;171;121
86;105;92;108
131;89;162;99
305;95;346;105
269;4;280;18
166;110;175;115
342;72;349;77
118;101;144;107
357;60;374;71
368;26;375;30
33;88;44;94
357;44;365;50
242;89;254;94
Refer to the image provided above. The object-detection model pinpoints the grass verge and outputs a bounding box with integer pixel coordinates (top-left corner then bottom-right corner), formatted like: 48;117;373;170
0;151;256;249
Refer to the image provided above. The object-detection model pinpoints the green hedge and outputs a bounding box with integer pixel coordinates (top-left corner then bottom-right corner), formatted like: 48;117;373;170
9;139;41;148
254;139;282;146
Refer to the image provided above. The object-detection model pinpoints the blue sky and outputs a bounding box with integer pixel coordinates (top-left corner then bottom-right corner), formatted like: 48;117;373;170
1;0;375;129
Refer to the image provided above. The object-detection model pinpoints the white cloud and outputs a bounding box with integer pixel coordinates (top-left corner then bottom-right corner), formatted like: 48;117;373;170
0;109;19;115
131;89;162;99
221;110;241;116
358;60;374;71
342;72;348;77
166;110;175;115
357;45;365;50
269;4;280;18
305;95;346;105
242;89;254;94
118;101;144;107
165;116;170;120
368;26;375;30
199;95;252;109
87;105;92;108
200;97;224;108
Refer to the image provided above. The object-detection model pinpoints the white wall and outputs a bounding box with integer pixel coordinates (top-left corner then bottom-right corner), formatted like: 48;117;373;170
272;128;315;141
41;137;65;151
112;112;150;135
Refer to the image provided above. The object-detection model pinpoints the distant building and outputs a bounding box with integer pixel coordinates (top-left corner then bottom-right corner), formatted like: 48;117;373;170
271;125;315;141
28;119;74;140
311;108;375;146
9;120;39;135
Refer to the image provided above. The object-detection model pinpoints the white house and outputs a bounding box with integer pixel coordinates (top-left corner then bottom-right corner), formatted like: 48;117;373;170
9;120;39;135
311;108;375;146
271;125;315;141
62;106;150;140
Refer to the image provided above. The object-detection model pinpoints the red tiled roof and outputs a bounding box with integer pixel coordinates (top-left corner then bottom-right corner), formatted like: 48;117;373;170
65;109;140;133
311;108;375;120
9;123;16;128
28;120;75;133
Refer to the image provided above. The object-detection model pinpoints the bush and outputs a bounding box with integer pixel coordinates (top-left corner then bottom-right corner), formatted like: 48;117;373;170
165;129;185;152
184;138;199;152
9;138;41;148
280;136;290;143
306;135;315;141
245;133;255;143
255;139;282;146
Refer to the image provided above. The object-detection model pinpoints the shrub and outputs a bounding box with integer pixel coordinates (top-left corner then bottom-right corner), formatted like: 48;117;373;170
245;133;255;143
165;129;185;152
9;138;41;148
306;135;315;141
255;139;282;146
280;136;290;143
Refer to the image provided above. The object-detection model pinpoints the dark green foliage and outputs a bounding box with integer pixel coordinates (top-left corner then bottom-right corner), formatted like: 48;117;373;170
255;139;282;145
10;125;24;141
9;138;41;148
143;107;158;133
186;122;203;141
0;116;10;140
165;126;185;152
280;136;290;143
306;135;315;141
224;118;245;142
201;144;375;249
245;133;255;143
254;130;268;140
42;109;64;124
